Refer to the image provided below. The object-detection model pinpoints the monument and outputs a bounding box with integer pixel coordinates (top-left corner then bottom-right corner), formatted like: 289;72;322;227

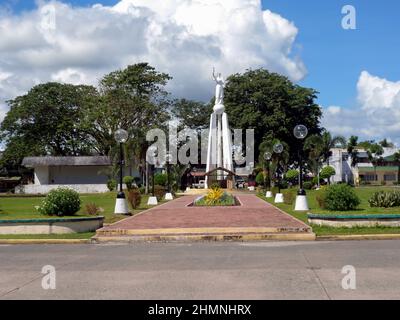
205;68;233;189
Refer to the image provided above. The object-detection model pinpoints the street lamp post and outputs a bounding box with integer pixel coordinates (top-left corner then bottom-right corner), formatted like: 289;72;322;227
114;129;129;215
273;143;284;203
294;125;309;211
147;146;159;206
264;151;272;197
165;153;174;200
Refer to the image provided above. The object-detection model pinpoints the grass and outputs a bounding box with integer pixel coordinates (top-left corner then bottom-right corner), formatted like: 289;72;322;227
259;186;400;236
0;232;95;239
0;192;165;224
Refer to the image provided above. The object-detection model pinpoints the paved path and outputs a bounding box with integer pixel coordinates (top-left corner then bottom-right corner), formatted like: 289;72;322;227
1;241;400;299
98;195;311;234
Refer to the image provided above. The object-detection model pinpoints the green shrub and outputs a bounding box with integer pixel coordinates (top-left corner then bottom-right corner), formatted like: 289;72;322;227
123;176;135;190
154;185;165;201
282;189;296;205
107;179;117;191
139;186;146;194
324;184;360;211
369;191;400;208
285;169;299;183
38;188;81;216
210;183;221;190
312;176;324;186
316;191;327;209
278;180;289;190
320;166;336;180
255;172;264;186
128;189;142;209
303;181;313;190
154;173;167;186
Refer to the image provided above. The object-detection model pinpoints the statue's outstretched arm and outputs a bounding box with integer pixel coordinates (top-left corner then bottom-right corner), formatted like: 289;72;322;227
212;67;217;81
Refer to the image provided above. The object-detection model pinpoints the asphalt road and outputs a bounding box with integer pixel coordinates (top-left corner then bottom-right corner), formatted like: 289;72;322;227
1;240;400;300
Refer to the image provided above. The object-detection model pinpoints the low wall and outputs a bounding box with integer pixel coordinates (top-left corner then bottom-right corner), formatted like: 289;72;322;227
21;184;110;194
0;216;104;235
308;214;400;228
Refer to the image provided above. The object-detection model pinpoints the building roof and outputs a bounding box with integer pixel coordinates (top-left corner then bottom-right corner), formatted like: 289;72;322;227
359;166;398;173
22;156;111;167
205;167;236;176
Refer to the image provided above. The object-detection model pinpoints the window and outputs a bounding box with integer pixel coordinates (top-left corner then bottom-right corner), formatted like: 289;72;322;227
384;174;396;181
361;174;377;182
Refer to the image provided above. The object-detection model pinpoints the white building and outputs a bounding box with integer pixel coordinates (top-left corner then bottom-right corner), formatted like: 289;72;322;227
21;156;113;194
328;147;399;185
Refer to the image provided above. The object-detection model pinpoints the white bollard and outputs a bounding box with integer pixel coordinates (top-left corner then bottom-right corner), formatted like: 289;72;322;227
147;196;158;206
265;191;273;198
165;193;174;201
274;193;284;203
114;198;130;215
295;195;309;211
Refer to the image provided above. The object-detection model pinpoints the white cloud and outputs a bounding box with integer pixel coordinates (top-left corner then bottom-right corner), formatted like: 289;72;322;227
357;71;400;112
0;0;306;122
323;71;400;146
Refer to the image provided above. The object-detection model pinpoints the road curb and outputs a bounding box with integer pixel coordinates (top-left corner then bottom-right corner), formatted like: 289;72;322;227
317;234;400;241
0;239;92;244
93;232;317;243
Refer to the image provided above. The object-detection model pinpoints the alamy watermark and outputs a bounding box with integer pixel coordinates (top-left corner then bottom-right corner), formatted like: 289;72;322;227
341;265;356;290
342;5;357;30
41;265;56;290
145;122;255;172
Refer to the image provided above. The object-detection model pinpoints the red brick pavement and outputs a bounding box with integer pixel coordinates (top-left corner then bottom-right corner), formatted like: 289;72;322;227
99;195;311;232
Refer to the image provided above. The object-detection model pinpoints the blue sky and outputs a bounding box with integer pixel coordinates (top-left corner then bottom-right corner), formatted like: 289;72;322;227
1;0;399;143
4;0;399;108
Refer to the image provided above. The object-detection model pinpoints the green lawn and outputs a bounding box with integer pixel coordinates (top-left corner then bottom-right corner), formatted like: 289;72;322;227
259;186;400;236
0;192;163;224
0;232;95;239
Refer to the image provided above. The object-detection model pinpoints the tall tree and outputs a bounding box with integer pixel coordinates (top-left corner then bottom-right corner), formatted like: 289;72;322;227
0;83;97;166
171;99;213;130
224;69;322;162
347;136;359;185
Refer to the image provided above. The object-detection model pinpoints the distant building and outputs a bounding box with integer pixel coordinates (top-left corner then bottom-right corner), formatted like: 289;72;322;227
21;156;114;194
328;147;399;185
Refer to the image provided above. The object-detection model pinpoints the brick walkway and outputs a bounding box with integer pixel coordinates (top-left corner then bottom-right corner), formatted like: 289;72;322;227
98;195;311;235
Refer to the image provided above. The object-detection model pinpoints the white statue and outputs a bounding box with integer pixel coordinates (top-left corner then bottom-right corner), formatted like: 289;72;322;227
212;67;225;105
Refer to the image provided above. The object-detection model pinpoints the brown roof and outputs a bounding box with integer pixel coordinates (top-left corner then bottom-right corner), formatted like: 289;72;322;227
22;156;111;167
205;167;236;176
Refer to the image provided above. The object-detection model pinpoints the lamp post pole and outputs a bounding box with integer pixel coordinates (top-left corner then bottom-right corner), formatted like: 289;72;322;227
119;142;124;193
294;125;309;211
114;129;129;215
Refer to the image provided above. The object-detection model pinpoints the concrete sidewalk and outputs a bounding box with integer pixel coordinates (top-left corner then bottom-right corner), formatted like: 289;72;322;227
95;195;315;242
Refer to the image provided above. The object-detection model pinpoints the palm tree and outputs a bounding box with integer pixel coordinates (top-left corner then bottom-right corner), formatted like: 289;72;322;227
347;136;359;184
320;131;347;165
304;131;346;185
259;139;289;190
304;135;324;188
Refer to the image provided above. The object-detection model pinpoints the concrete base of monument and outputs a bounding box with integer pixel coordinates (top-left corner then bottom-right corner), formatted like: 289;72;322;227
165;193;174;201
274;193;284;203
295;195;309;211
147;197;158;206
114;198;130;215
265;191;273;198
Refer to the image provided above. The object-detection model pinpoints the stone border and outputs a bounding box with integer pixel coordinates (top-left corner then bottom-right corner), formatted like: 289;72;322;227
308;214;400;227
0;216;104;235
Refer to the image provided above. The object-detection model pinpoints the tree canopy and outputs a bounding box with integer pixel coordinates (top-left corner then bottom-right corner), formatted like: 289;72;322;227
224;69;322;161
